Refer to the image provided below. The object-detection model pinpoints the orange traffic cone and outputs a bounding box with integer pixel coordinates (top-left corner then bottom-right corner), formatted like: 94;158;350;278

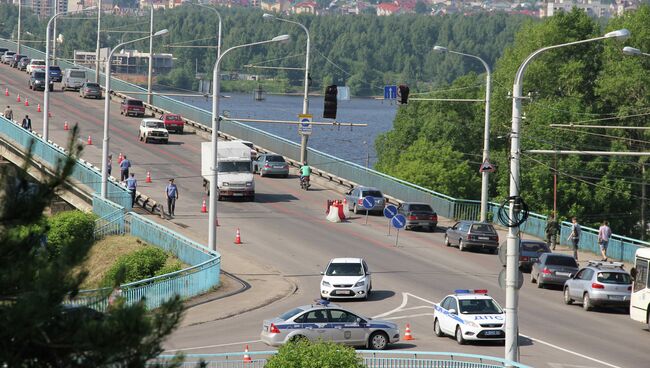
201;199;207;213
243;344;252;363
404;323;414;340
16;94;20;103
234;228;242;245
5;88;8;96
145;171;152;183
64;121;69;131
118;152;124;165
87;135;92;145
37;104;41;112
24;98;29;107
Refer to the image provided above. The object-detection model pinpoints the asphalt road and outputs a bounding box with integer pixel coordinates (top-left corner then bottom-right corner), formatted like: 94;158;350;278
1;63;648;368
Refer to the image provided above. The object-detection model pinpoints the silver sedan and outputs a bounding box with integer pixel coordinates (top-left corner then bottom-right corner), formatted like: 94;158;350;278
261;300;399;350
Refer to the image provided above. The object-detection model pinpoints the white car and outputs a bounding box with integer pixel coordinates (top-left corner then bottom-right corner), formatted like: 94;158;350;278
26;59;46;74
320;258;372;300
139;118;169;144
433;289;505;344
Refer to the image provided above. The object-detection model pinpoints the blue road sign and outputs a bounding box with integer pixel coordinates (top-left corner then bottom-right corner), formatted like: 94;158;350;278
384;85;397;100
362;196;375;210
383;204;398;219
391;214;406;229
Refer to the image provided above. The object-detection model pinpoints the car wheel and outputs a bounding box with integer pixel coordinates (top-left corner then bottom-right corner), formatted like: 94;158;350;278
368;331;389;350
434;318;444;337
353;204;359;214
537;280;544;289
444;235;451;247
458;239;466;252
564;288;574;305
530;272;537;284
455;326;466;345
139;134;143;142
583;293;593;311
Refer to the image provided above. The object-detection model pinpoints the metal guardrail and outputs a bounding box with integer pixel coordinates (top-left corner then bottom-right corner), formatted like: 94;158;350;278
1;39;646;263
152;351;534;368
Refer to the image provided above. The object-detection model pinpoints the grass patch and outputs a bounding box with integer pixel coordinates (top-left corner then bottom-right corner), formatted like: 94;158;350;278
76;235;186;289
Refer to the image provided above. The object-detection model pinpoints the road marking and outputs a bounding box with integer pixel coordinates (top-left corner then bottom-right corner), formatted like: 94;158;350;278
548;364;599;368
163;339;262;353
521;334;622;368
382;313;435;320
373;292;409;318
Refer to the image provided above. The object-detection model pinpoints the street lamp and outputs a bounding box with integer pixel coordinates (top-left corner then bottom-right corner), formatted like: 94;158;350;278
100;29;169;199
504;28;629;364
43;6;97;142
263;13;311;164
623;46;650;57
95;0;102;83
433;46;492;223
16;0;21;55
208;34;291;252
195;3;223;62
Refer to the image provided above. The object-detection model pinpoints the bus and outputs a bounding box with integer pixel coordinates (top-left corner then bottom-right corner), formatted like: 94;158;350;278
631;247;650;328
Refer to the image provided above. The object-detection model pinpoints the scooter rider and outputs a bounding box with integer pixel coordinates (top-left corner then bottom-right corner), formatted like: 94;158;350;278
300;161;311;187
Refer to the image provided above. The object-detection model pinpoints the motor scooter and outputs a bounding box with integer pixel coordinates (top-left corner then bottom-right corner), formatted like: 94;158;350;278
300;175;311;190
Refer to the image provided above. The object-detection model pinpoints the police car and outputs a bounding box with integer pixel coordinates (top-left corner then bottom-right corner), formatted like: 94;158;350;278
433;290;505;344
260;300;399;350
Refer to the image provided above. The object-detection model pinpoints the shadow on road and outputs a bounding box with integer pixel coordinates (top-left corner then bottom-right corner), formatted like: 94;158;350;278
255;193;298;203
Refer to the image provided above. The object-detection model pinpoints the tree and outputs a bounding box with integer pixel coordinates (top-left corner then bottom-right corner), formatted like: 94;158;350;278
0;127;185;367
265;340;364;368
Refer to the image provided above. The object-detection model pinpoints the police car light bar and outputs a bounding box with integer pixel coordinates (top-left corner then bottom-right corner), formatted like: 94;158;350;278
455;289;488;294
314;299;331;306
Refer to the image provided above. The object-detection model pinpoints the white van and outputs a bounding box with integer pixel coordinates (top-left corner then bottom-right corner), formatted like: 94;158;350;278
62;68;87;91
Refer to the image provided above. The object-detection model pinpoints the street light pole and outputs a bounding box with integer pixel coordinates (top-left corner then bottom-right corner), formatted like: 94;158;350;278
208;34;291;252
44;6;97;141
100;29;169;198
95;0;102;82
504;28;629;364
16;0;21;54
263;13;310;163
433;46;491;222
195;3;222;61
52;0;58;65
147;6;154;105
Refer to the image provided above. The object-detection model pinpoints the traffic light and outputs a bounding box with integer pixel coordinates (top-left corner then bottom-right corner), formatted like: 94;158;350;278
323;85;338;119
398;85;410;104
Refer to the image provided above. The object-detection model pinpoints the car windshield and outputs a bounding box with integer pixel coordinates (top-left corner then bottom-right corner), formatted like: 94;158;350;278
70;70;86;78
279;307;304;321
127;100;143;106
409;204;433;212
326;262;363;276
470;224;496;233
266;156;285;162
32;60;45;66
459;299;503;314
50;67;61;71
218;161;251;173
545;256;578;267
33;72;45;79
521;242;550;253
165;115;181;121
361;190;382;198
85;83;100;89
596;272;632;285
146;121;165;128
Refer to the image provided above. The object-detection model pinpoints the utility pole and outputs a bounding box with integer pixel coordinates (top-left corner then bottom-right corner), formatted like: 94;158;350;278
95;0;102;82
147;6;154;105
17;0;21;55
642;162;646;241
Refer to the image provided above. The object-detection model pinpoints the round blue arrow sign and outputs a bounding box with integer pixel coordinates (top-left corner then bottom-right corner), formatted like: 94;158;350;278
391;214;406;229
300;118;310;127
383;204;398;219
362;196;375;209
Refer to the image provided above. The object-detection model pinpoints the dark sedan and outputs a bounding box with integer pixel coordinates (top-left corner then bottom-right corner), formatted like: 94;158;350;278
518;240;551;272
397;202;438;231
253;154;289;177
530;253;579;288
445;221;499;253
17;57;30;71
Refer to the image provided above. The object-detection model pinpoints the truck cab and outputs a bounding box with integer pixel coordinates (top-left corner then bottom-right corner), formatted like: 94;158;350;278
201;141;255;201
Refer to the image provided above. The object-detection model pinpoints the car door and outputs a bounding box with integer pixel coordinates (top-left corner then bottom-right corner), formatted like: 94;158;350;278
448;222;460;245
571;269;593;298
253;155;263;173
362;260;371;291
328;309;366;346
437;297;455;334
299;309;330;342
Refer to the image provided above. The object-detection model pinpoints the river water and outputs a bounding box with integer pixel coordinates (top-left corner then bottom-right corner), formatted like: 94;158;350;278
173;92;399;168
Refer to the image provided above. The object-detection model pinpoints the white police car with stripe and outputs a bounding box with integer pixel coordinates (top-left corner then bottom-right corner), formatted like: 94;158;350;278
433;290;505;344
261;300;399;350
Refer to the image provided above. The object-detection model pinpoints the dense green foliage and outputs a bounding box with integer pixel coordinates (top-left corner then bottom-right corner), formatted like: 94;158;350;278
0;4;530;95
47;210;96;256
265;339;364;368
377;6;650;237
104;246;171;285
0;127;184;367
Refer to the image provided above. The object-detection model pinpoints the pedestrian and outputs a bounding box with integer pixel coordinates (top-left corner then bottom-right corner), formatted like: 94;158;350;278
544;212;561;250
125;173;137;207
567;217;581;261
120;155;131;182
107;154;113;176
3;105;13;121
21;115;32;130
165;178;179;217
598;220;612;261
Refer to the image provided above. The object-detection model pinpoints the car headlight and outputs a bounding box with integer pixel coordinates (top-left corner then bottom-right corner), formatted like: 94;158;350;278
163;132;168;136
35;80;41;84
466;321;479;328
354;280;365;287
246;181;253;187
321;281;331;287
222;182;229;186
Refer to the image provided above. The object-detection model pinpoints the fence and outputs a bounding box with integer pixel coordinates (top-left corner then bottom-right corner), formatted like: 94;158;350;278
151;351;533;368
1;39;646;263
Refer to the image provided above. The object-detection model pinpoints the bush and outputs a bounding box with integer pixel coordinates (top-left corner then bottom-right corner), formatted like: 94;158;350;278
103;247;168;286
47;210;95;256
265;340;364;368
154;260;183;277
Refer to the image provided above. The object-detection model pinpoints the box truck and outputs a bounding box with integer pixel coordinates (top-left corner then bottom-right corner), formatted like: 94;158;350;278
201;141;255;201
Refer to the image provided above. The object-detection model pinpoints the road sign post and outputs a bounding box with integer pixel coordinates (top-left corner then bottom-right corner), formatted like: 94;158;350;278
298;113;312;136
391;214;406;247
383;204;398;236
362;196;375;225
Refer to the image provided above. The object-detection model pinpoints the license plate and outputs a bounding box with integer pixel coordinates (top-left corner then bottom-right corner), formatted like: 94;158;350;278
484;330;501;336
338;290;352;295
233;193;243;197
478;236;490;240
556;272;570;277
273;165;284;168
531;258;538;262
609;295;624;300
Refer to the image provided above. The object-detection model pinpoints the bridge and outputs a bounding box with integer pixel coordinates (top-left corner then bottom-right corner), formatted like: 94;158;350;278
0;40;647;367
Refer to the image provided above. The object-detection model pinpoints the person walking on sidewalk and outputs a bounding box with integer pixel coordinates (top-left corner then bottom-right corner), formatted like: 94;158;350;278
107;154;113;177
598;220;612;261
567;217;581;261
21;115;31;130
165;178;179;217
120;155;131;182
545;213;560;250
3;105;13;121
126;173;137;207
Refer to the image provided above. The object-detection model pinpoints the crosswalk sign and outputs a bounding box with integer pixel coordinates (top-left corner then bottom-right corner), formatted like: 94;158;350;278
479;160;496;173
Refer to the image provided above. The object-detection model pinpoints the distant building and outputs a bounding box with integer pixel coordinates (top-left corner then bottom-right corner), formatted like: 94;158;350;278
376;2;400;15
260;0;290;12
540;0;615;18
74;48;174;75
22;0;69;18
292;0;317;14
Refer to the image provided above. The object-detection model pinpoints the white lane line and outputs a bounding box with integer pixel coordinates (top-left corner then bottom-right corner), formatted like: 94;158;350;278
405;292;438;305
398;306;435;312
373;292;408;318
382;313;435;321
163;339;263;353
520;334;622;368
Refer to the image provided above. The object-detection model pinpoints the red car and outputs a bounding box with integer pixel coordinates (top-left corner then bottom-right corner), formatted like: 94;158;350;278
120;99;145;117
160;113;185;134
